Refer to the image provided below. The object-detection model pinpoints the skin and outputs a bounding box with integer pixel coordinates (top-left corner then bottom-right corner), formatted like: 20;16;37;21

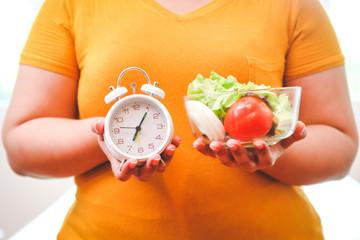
2;1;358;184
91;119;181;181
154;0;358;184
154;0;213;14
1;0;205;181
3;65;357;185
194;66;359;185
2;65;181;181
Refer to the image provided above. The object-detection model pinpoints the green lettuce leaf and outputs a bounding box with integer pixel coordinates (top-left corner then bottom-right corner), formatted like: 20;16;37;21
187;72;269;120
187;72;294;129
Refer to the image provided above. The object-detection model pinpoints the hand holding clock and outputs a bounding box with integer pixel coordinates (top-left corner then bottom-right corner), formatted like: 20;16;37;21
91;118;181;181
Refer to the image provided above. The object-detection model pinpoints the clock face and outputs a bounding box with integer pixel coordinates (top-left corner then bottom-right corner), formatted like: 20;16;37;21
106;95;172;160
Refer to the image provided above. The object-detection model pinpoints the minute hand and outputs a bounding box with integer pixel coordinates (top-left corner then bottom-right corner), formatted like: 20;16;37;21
132;112;147;141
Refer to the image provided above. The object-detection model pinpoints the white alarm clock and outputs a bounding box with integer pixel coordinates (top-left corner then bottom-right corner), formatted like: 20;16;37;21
103;67;174;170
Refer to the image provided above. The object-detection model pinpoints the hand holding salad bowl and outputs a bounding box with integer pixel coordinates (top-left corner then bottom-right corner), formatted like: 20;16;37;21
184;72;306;172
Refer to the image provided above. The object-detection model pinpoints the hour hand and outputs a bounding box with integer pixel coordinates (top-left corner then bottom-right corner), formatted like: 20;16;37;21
132;126;141;141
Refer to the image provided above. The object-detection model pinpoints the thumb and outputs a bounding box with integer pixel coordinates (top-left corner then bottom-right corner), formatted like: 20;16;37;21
279;121;307;149
91;118;105;139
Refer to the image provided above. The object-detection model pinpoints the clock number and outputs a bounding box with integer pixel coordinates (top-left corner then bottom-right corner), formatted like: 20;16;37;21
157;124;164;129
132;104;140;110
114;117;123;123
155;135;162;140
116;139;124;145
148;143;154;149
138;147;144;153
127;146;132;152
123;108;129;114
113;128;120;134
146;106;150;112
153;113;160;119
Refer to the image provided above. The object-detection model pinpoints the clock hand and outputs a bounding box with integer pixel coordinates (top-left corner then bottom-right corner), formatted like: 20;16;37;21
136;112;166;166
119;126;136;129
132;126;141;141
138;112;147;127
132;112;147;141
137;131;140;145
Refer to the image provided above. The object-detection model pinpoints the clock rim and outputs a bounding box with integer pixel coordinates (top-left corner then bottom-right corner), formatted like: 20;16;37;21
104;94;174;161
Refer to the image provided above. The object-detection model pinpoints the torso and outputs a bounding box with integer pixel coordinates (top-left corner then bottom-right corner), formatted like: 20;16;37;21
58;0;324;239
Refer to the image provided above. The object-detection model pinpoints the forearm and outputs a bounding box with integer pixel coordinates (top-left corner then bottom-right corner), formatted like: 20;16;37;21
3;117;107;178
263;124;358;185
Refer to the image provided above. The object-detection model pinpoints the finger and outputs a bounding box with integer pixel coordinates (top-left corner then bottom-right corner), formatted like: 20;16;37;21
162;144;176;161
157;136;181;172
227;139;257;170
193;138;216;158
277;121;307;149
91;119;105;141
171;136;182;148
112;159;138;181
134;155;161;181
209;141;237;167
158;144;176;172
253;140;275;169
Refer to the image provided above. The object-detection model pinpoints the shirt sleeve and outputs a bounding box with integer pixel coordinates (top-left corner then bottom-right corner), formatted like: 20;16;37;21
285;0;345;81
19;0;79;79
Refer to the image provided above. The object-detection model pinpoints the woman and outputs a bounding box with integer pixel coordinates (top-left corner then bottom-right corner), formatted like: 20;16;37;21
2;0;358;239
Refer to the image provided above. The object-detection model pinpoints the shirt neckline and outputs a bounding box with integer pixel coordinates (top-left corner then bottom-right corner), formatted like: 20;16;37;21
141;0;232;21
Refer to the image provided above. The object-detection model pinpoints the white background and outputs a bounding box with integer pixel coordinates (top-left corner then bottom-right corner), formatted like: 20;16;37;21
0;0;359;239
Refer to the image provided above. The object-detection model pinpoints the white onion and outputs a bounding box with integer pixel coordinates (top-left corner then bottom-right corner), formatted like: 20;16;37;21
185;100;225;141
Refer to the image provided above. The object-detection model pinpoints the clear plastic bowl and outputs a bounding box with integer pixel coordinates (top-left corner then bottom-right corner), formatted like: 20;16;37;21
184;87;301;147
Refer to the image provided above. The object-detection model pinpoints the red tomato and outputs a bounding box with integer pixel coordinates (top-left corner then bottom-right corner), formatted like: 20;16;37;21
224;96;273;140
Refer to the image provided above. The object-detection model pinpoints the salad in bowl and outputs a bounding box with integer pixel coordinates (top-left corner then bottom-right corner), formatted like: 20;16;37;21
184;72;301;147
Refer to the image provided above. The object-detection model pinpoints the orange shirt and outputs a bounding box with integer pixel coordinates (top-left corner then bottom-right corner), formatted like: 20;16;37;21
20;0;344;239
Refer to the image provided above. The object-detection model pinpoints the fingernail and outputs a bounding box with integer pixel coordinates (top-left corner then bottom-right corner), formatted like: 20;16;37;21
93;121;99;134
228;144;238;151
152;158;160;167
193;140;200;148
210;145;219;153
254;142;263;150
129;160;138;169
169;145;176;151
300;126;307;137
